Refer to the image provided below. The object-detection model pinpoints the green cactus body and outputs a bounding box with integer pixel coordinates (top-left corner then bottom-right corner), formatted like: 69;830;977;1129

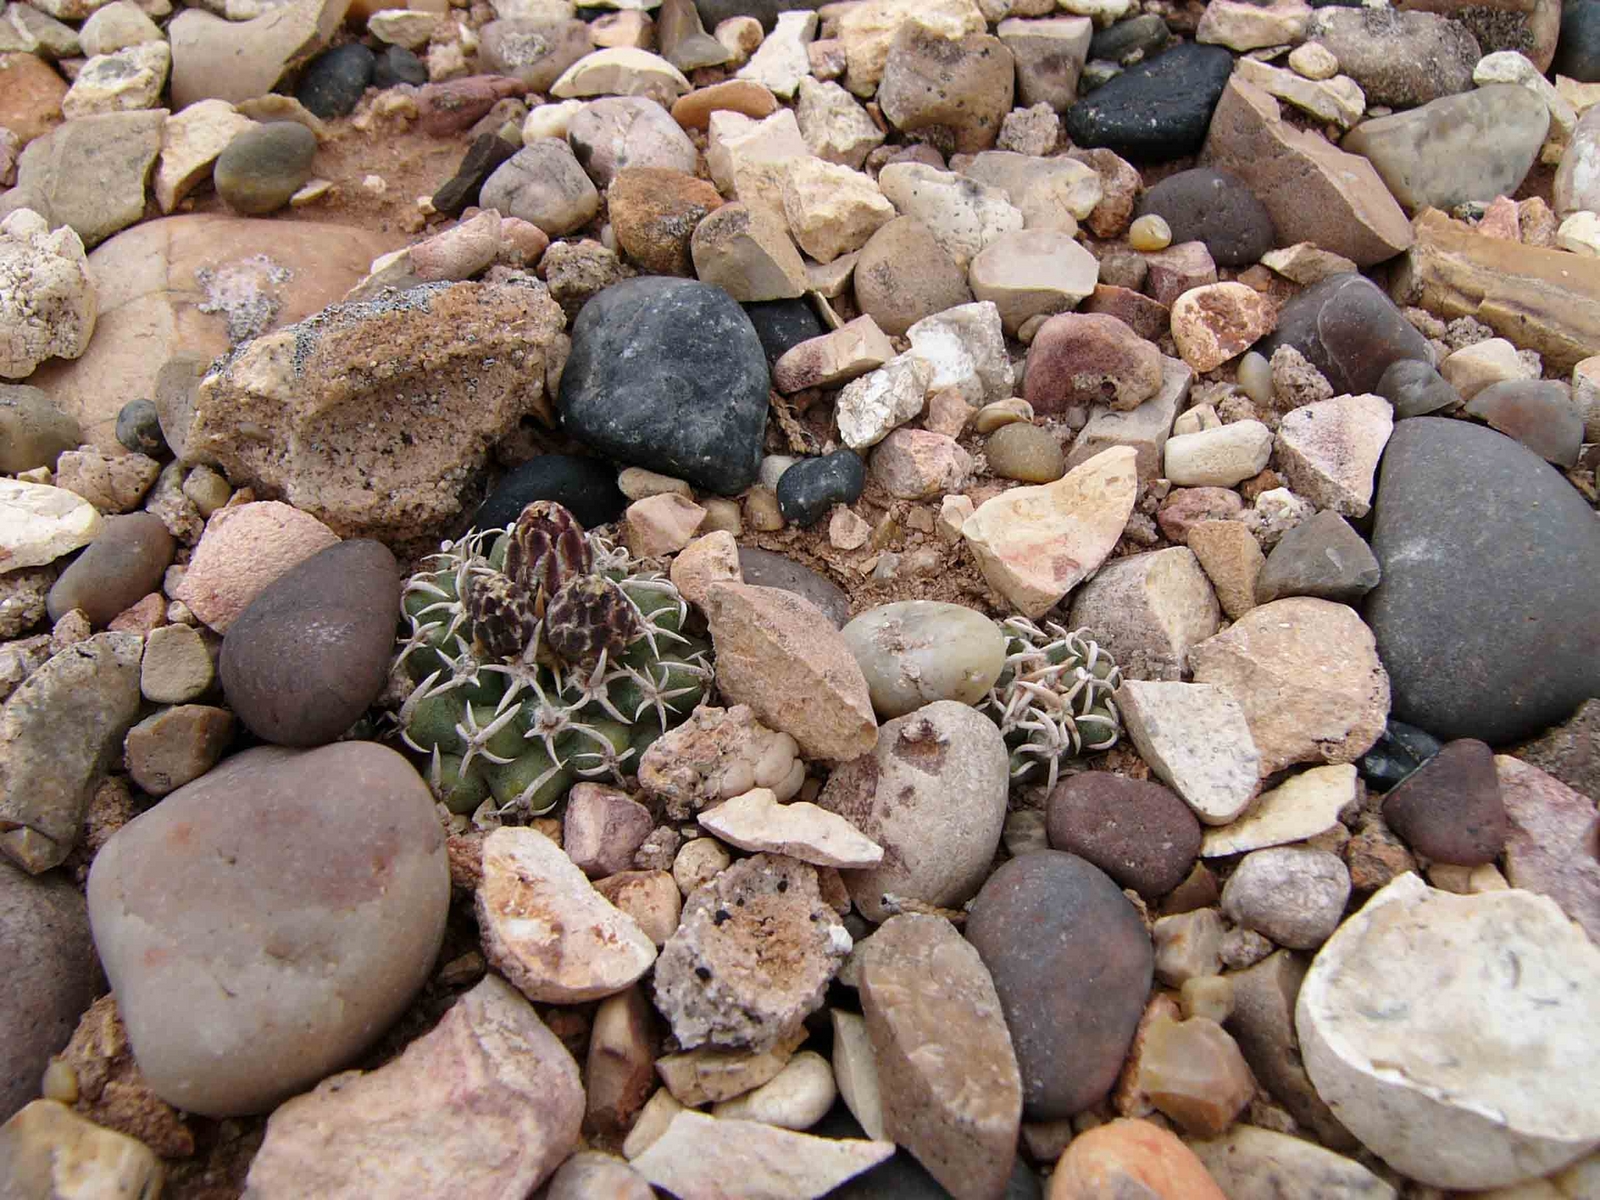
979;617;1123;791
394;504;711;818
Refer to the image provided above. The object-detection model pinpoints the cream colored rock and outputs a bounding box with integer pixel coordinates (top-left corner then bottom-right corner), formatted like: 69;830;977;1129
835;0;986;96
713;1049;837;1129
0;1100;163;1200
1274;394;1392;518
689;201;808;303
1476;50;1578;145
782;156;894;264
1261;242;1359;286
61;41;168;118
80;1;162;55
794;76;884;169
1163;420;1273;487
1117;679;1261;825
960;445;1136;617
968;228;1098;336
155;99;255;213
1441;337;1538;400
772;315;894;393
631;1112;895;1198
168;0;347;108
1189;1124;1397;1200
475;826;657;1003
551;47;690;106
1297;874;1600;1189
878;162;1025;271
705;581;878;762
1066;356;1192;482
623;492;705;557
669;530;741;610
1202;763;1357;856
906;300;1014;406
830;1008;886;1139
706;108;808;228
1066;546;1220;682
1195;0;1310;49
1557;210;1600;256
0;208;97;379
699;787;883;868
836;352;932;451
621;1088;684;1160
1169;282;1276;373
654;1032;806;1106
736;8;815;99
53;446;160;512
0;478;103;571
1234;57;1365;129
174;500;340;633
368;7;439;49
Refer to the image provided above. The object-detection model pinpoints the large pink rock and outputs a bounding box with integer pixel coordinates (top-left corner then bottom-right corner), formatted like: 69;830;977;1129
175;500;340;633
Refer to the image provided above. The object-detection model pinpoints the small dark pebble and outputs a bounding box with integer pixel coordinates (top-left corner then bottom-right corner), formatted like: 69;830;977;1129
1382;738;1507;865
46;513;175;627
1356;719;1444;792
470;454;626;533
1089;14;1170;65
433;133;520;218
1557;0;1600;82
1134;166;1275;268
1064;42;1235;159
114;398;168;458
1377;357;1460;419
295;43;376;120
743;297;827;365
776;449;865;527
373;44;428;89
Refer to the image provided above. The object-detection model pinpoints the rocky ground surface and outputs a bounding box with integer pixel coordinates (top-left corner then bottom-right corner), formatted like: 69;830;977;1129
2;0;1600;1195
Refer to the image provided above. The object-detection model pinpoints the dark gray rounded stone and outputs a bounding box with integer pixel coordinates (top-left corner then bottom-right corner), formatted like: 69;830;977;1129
470;455;625;532
1382;738;1507;865
775;450;865;527
115;398;167;458
736;547;850;627
1063;43;1235;159
220;541;400;747
1256;510;1381;604
1089;14;1170;64
743;298;826;365
1134;167;1274;267
46;513;174;627
966;851;1153;1120
1365;418;1600;744
295;43;376;119
559;278;769;494
1377;357;1460;419
1045;773;1201;898
373;45;429;89
1557;0;1600;81
1259;273;1433;396
694;0;823;32
1;865;103;1122
214;122;319;216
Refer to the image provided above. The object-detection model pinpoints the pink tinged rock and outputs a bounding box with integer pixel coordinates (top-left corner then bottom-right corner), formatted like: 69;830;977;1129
705;582;878;763
623;492;706;557
562;782;656;878
476;825;657;1004
668;529;742;611
1169;281;1276;373
631;1111;895;1198
85;742;450;1117
870;428;973;500
1023;311;1163;414
859;913;1023;1200
413;74;528;136
698;786;884;868
242;975;583;1200
1273;393;1393;518
960;444;1138;618
1495;755;1600;943
173;500;339;633
772;315;895;394
547;1151;655;1200
1066;546;1221;683
1142;240;1218;308
1049;1118;1228;1200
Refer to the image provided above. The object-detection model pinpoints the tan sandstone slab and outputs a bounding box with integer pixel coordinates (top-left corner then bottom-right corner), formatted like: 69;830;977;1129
630;1111;895;1199
699;787;884;868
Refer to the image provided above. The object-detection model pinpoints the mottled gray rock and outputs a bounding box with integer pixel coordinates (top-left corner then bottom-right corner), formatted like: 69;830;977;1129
1308;6;1479;108
1222;846;1350;949
1255;510;1380;604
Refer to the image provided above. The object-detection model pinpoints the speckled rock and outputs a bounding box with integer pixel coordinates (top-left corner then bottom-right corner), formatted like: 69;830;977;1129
1064;42;1235;159
481;137;600;236
1222;846;1350;949
1496;755;1600;943
853;216;973;336
1024;312;1162;415
1307;6;1479;109
1050;1119;1226;1200
1254;510;1380;605
86;742;449;1116
1046;773;1201;899
842;601;1006;719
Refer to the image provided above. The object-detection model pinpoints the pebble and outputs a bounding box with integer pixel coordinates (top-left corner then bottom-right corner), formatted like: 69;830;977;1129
1066;546;1220;681
1024;312;1161;415
968;229;1099;337
1051;1118;1226;1200
699;787;883;868
1223;845;1350;949
1496;756;1600;942
1186;517;1264;620
373;44;427;87
480;19;592;90
245;975;582;1199
0;1100;164;1200
632;1111;893;1198
1366;418;1600;744
906;301;1013;406
113;398;166;458
871;428;973;500
139;621;214;704
547;1152;653;1200
1189;1125;1393;1200
1377;738;1506;866
877;162;1024;272
213;121;319;216
1140;239;1218;308
558;784;653;880
967;851;1154;1119
1557;0;1600;80
1298;874;1600;1189
879;24;1013;153
1152;908;1223;985
470;454;626;532
125;702;233;796
1202;764;1356;858
0;386;80;474
841;600;1006;718
1135;168;1273;267
1163;420;1273;487
623;491;705;556
1046;772;1201;898
1255;509;1380;604
999;16;1094;111
654;853;850;1051
551;47;691;107
962;446;1138;616
1065;42;1235;158
1376;357;1461;418
1307;6;1478;109
295;43;375;118
852;216;973;336
859;913;1023;1199
776;448;866;526
46;512;172;628
985;422;1065;482
481;137;600;235
1262;273;1432;396
691;201;808;302
1170;282;1275;372
1136;1013;1254;1136
0;209;96;380
1463;380;1585;468
558;94;696;184
560;277;769;493
608;167;723;276
1117;680;1261;824
173;500;340;633
736;547;850;627
86;742;448;1115
54;447;160;514
713;1049;836;1129
818;700;1009;921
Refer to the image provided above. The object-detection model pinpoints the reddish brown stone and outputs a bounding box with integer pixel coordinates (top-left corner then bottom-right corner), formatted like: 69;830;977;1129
0;54;67;146
1024;312;1163;415
1082;284;1170;343
1382;739;1506;866
607;167;723;276
1047;773;1202;898
414;75;528;136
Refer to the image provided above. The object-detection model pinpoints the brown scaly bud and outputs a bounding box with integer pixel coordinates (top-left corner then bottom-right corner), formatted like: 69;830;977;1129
544;574;643;670
505;501;592;612
465;570;538;660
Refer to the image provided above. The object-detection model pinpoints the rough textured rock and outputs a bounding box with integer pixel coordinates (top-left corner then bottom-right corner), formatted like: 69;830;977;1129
0;207;96;379
1274;394;1392;518
706;582;877;762
168;0;346;108
0;1100;164;1200
1297;874;1600;1189
1024;312;1162;414
1221;846;1351;949
1513;698;1600;803
1;109;164;249
877;24;1015;153
1201;764;1356;857
243;976;583;1200
853;216;972;336
1046;772;1201;898
1064;42;1235;159
966;851;1154;1120
1308;6;1479;108
1117;679;1261;825
817;700;1009;922
175;501;340;633
1135;167;1274;268
859;914;1022;1200
1496;755;1600;942
86;742;449;1116
631;1111;894;1198
1190;598;1389;777
1365;418;1600;744
186;281;565;551
0;631;142;873
652;853;851;1051
699;788;882;868
1065;546;1220;682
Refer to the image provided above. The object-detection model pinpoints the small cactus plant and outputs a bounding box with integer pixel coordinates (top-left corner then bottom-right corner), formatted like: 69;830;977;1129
393;501;712;818
979;617;1122;790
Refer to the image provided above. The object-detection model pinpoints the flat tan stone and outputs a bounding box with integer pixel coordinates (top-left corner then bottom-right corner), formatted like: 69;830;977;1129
154;98;254;212
1202;763;1357;856
0;1100;163;1200
698;787;884;868
654;1028;806;1106
0;477;102;571
631;1112;894;1198
831;1008;886;1139
772;314;894;393
169;0;347;109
